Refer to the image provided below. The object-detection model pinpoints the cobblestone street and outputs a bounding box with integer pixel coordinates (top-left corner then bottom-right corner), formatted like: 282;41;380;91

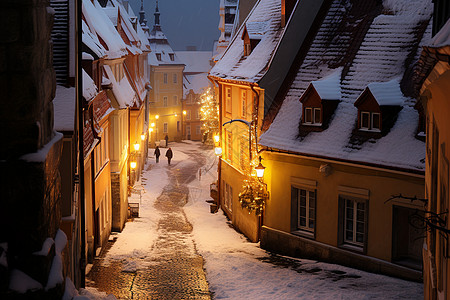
86;143;212;299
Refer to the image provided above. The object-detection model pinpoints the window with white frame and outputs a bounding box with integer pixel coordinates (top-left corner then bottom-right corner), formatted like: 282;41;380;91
163;122;168;133
292;187;316;233
340;195;367;247
195;110;200;120
360;111;380;131
241;89;247;118
173;73;177;83
163;73;168;84
173;95;178;106
303;107;321;125
163;96;168;107
225;86;232;113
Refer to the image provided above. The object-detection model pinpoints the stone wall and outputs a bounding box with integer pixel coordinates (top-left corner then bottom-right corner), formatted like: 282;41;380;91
0;0;64;298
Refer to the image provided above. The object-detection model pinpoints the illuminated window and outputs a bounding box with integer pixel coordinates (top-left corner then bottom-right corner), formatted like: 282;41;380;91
225;87;232;113
241;90;247;118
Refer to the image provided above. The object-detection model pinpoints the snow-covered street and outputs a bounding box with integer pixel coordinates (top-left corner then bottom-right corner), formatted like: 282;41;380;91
81;141;423;299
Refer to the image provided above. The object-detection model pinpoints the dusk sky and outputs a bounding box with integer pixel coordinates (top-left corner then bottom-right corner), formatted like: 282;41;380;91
129;0;220;51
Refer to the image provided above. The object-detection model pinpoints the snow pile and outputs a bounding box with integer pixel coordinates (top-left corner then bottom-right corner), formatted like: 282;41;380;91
9;269;43;293
21;132;63;162
45;229;67;290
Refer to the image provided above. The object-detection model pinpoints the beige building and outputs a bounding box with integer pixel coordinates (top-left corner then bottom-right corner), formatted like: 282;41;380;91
414;6;450;299
259;0;430;281
148;3;185;145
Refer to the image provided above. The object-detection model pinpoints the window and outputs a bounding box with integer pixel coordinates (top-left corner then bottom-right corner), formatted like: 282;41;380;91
245;43;251;56
292;187;316;233
227;130;232;162
156;53;161;61
340;195;367;248
239;137;249;172
241;90;247;118
186;125;191;137
360;111;380;131
223;180;233;212
195;110;200;120
169;53;174;61
186;110;191;120
163;122;168;133
177;121;180;132
173;73;177;83
303;107;321;125
163;73;168;84
173;95;178;106
196;125;201;135
163;96;168;107
225;87;232;113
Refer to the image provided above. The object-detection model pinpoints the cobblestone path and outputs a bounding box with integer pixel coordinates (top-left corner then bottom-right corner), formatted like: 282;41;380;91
86;143;211;299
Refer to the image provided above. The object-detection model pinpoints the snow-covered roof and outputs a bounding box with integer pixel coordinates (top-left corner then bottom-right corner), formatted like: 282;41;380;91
310;68;342;101
82;0;127;59
82;19;107;59
210;0;283;83
103;64;137;108
83;69;98;101
430;18;450;49
365;79;404;106
176;51;213;74
245;21;269;40
184;74;211;95
259;0;432;172
53;85;76;132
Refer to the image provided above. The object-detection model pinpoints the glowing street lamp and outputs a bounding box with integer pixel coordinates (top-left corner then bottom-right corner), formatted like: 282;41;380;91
182;110;187;115
149;127;154;133
155;115;159;119
134;142;140;152
255;157;266;178
151;122;155;127
213;134;220;143
130;161;137;169
140;133;146;141
214;147;222;156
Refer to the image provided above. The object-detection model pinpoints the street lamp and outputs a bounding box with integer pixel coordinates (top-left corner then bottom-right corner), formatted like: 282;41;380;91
155;115;159;119
214;134;220;143
140;133;146;141
134;142;140;152
183;110;187;115
130;161;137;169
255;157;265;179
214;147;222;156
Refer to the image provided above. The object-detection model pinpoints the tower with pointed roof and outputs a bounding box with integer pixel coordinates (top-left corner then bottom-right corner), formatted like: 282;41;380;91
147;0;185;145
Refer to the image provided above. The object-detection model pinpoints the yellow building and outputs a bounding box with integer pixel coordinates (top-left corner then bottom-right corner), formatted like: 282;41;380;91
259;0;430;280
209;0;322;242
148;3;184;145
414;9;450;300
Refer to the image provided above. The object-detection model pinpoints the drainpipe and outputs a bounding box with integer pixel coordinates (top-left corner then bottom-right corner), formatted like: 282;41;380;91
76;0;86;287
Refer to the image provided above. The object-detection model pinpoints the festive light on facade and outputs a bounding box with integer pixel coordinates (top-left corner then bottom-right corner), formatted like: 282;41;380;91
200;87;219;143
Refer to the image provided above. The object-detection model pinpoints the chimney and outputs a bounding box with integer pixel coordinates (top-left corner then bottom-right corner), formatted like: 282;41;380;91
281;0;296;27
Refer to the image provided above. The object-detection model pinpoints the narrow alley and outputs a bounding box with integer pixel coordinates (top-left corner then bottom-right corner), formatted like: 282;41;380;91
86;142;211;299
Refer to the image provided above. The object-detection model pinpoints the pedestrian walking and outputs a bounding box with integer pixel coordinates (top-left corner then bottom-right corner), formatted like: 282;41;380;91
165;134;169;147
154;146;161;163
165;147;173;165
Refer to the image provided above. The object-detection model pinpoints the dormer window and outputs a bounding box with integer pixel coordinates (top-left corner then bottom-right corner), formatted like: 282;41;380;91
298;69;342;135
354;80;404;135
360;111;380;132
242;22;267;56
304;107;322;125
156;53;161;61
169;53;174;61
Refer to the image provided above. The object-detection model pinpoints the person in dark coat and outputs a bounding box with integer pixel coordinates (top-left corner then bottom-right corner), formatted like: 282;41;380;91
165;147;173;165
154;146;161;163
165;134;169;147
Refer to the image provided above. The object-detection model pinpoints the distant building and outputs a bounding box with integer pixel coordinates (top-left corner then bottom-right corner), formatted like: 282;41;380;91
147;0;185;145
176;51;213;141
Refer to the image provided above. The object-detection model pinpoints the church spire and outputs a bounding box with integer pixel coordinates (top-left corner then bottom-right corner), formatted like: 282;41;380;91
139;0;147;27
154;0;160;26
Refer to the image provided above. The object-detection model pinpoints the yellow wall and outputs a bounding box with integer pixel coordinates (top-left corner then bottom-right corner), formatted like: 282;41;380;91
262;151;424;262
421;65;450;299
149;65;184;143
